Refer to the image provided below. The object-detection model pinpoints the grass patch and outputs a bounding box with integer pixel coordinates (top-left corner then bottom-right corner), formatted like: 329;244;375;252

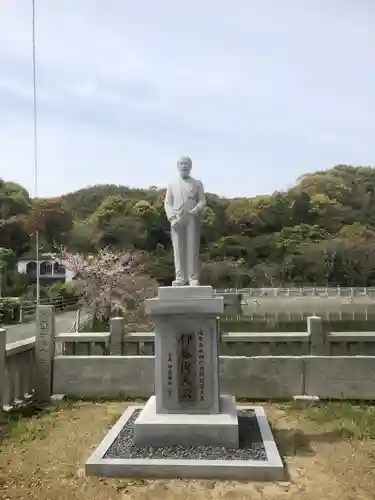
299;402;375;440
0;399;77;443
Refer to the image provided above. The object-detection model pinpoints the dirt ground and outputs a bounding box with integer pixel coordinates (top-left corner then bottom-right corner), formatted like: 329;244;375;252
0;400;374;500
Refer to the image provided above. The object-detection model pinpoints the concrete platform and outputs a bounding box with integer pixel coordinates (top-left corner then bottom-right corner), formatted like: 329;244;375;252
134;395;239;448
85;404;285;481
158;286;214;300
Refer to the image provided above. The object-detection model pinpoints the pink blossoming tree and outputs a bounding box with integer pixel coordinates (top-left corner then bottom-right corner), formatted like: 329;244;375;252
57;248;157;328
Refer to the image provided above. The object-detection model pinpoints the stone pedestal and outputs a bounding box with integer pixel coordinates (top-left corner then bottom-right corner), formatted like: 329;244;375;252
135;395;238;448
134;286;239;448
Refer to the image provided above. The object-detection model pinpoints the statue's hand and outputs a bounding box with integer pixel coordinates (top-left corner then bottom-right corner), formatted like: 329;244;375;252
188;207;199;217
170;216;181;229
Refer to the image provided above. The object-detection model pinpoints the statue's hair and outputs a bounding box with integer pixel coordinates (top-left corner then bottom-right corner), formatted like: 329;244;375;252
177;156;192;167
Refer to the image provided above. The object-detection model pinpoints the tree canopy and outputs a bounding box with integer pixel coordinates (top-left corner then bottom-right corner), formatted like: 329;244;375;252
2;164;375;287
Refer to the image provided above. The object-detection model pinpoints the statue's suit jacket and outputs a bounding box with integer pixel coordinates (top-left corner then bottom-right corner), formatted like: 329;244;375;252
164;177;206;224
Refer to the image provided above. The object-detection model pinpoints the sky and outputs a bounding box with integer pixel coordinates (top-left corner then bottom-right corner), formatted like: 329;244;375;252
0;1;374;199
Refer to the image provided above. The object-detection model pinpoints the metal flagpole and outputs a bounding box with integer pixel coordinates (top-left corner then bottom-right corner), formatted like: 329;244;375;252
32;0;40;304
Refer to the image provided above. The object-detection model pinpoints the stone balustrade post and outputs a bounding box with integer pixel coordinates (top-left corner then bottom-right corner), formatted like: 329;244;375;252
308;316;328;355
110;317;124;355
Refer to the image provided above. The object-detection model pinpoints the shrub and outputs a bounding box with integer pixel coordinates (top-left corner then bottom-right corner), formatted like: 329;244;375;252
0;297;22;324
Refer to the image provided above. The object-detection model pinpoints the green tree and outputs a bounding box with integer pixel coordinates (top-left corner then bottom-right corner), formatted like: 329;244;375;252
0;248;15;297
0;180;30;218
0;217;30;256
68;220;98;253
201;206;220;248
92;195;144;250
29;199;73;248
273;224;329;255
94;195;131;225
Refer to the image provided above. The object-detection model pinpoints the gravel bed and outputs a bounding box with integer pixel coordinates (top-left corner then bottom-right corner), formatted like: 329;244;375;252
104;409;267;461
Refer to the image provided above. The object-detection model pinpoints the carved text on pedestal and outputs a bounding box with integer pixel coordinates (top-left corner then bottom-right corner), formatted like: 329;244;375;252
178;333;197;403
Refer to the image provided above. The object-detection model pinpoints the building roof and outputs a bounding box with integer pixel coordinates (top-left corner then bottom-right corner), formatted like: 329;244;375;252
18;252;57;261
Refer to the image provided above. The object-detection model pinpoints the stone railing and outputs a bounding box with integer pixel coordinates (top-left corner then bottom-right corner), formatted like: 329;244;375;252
54;316;375;357
215;289;375;321
56;332;110;356
56;327;155;356
227;286;375;298
0;330;35;410
239;298;375;322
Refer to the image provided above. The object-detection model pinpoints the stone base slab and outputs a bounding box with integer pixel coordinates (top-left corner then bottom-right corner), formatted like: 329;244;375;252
134;395;239;448
158;286;214;300
85;404;285;481
145;285;223;315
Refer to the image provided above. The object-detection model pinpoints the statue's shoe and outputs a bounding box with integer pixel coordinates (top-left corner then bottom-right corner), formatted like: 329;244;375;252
172;280;186;287
189;280;200;287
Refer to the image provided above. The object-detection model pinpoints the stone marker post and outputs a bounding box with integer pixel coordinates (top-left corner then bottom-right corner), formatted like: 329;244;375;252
35;305;55;402
0;328;6;408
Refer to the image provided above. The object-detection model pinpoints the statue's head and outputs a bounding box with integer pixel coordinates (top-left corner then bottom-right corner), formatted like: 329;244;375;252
177;156;192;179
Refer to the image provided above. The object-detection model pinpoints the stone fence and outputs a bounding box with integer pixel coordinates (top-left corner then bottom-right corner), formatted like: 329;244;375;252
240;297;375;321
58;316;375;357
1;306;375;411
227;286;375;298
217;289;375;322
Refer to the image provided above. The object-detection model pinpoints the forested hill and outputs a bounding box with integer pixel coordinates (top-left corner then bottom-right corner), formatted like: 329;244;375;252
2;164;375;287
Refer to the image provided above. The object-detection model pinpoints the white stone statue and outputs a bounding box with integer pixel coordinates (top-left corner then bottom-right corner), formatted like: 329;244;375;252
164;156;206;286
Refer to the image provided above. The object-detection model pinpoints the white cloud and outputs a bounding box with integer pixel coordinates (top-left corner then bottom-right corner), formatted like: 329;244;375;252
0;0;374;199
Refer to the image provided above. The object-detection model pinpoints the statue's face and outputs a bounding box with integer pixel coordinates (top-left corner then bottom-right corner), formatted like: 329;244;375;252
177;157;192;179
